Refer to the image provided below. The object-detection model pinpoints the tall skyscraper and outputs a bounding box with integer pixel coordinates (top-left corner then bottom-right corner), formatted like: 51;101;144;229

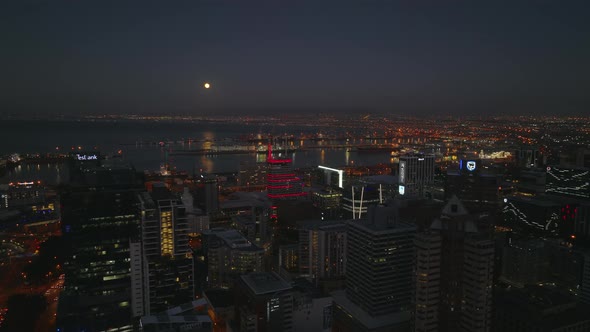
58;158;142;332
460;235;494;332
581;250;590;305
414;196;494;332
195;174;220;214
398;153;435;197
414;232;442;332
332;205;416;332
132;185;194;316
266;144;305;199
298;220;347;282
500;239;547;287
445;159;500;213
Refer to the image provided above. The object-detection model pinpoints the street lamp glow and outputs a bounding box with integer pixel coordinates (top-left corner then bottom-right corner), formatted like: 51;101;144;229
204;82;211;89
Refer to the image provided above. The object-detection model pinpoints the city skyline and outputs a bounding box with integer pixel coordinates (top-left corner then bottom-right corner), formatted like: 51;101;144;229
2;1;589;115
2;2;590;331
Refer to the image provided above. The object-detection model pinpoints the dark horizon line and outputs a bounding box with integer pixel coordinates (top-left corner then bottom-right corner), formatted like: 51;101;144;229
1;108;589;120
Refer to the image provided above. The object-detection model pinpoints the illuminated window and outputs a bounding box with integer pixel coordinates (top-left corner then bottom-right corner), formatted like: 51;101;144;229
160;210;173;256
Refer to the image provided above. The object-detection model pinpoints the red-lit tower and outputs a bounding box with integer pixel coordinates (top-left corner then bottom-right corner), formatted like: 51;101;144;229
266;143;305;199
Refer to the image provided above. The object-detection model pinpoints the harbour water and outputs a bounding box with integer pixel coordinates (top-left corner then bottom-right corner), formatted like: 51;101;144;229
1;120;397;184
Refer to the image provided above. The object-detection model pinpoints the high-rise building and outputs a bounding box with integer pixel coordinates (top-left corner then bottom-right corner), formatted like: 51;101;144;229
133;186;194;316
203;228;264;289
414;232;442;332
414;197;494;332
59;189;140;332
445;159;500;213
502;196;561;235
514;147;544;168
341;184;382;220
195;174;220;214
239;161;268;188
544;239;583;291
311;189;342;219
398;153;435;197
57;158;142;332
574;201;590;244
460;235;494;332
332;205;416;332
297;220;347;282
0;181;45;209
581;250;590;305
500;239;547;287
290;278;333;332
494;286;590;332
546;166;590;199
235;272;294;332
266;144;305;199
219;191;274;248
559;148;590;169
502;194;584;239
181;187;210;234
279;244;299;272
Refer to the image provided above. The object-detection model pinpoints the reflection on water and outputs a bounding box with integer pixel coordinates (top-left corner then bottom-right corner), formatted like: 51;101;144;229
200;156;214;174
2;148;394;184
0;120;405;184
2;163;69;185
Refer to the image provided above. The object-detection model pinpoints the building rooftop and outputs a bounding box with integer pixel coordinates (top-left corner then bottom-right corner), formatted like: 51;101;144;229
138;191;156;209
241;272;292;296
495;285;590;329
332;290;411;329
440;195;469;217
205;228;262;251
220;191;272;209
349;204;416;234
216;229;252;248
297;219;347;231
362;174;397;185
204;289;234;309
506;195;562;207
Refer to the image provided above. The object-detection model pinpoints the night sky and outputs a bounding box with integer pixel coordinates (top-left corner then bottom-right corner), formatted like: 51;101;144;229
1;1;589;115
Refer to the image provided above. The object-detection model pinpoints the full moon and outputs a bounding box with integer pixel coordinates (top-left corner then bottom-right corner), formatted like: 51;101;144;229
204;82;211;89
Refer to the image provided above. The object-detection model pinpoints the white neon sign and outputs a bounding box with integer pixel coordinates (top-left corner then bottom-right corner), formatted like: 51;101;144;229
76;154;98;161
319;165;344;188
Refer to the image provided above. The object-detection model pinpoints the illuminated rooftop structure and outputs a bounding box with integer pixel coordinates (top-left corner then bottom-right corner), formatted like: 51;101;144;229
266;143;306;199
546;166;590;199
